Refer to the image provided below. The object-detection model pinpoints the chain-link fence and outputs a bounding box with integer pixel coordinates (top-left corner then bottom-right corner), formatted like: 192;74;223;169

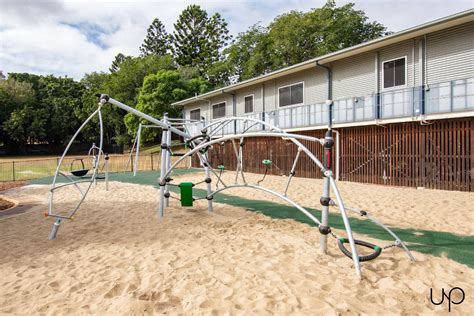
0;153;191;182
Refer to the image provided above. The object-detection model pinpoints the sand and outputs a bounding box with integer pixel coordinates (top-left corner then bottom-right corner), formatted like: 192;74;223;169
0;175;473;315
178;171;474;235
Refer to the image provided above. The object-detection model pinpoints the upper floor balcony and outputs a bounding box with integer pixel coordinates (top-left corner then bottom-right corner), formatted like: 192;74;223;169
187;77;474;136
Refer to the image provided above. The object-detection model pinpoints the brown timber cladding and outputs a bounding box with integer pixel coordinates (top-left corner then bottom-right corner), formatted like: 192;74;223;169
194;118;473;191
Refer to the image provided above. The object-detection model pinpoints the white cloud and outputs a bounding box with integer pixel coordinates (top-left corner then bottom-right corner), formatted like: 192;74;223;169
0;0;472;80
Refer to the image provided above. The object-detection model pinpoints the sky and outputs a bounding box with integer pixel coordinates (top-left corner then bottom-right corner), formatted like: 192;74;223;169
0;0;472;80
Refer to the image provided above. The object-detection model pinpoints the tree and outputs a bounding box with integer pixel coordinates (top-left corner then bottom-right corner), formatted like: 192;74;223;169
224;24;273;81
267;1;387;68
0;77;37;148
171;5;231;76
81;54;175;145
0;74;84;150
124;69;211;142
79;72;121;145
39;75;85;145
2;105;48;147
106;54;175;107
225;1;388;80
140;18;171;56
109;53;131;73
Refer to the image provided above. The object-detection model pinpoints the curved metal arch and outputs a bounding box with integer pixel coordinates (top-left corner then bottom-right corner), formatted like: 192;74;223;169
48;106;104;221
209;184;321;226
200;116;327;172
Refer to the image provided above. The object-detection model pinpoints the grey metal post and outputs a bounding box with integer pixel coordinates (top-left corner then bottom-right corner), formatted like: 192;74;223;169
202;130;213;212
284;147;302;196
48;218;61;240
158;114;169;217
320;178;330;253
320;129;334;254
164;118;172;207
204;158;213;212
105;154;109;191
133;123;142;176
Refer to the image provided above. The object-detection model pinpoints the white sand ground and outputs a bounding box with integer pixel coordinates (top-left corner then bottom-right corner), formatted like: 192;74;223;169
178;171;474;235
0;175;473;315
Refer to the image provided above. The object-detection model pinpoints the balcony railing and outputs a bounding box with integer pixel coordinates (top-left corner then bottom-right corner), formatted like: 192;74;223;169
190;77;473;136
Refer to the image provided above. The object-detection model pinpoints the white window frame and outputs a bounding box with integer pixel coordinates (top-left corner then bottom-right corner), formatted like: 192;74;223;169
188;107;201;121
212;101;227;119
278;81;305;108
381;56;408;90
243;94;254;113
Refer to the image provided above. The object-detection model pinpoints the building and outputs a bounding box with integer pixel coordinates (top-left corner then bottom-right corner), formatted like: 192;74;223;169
173;9;474;191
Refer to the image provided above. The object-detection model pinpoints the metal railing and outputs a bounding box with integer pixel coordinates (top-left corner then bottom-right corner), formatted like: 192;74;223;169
0;153;189;182
193;77;473;135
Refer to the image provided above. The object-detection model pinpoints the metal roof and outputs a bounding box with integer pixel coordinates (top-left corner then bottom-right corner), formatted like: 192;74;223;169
173;9;474;106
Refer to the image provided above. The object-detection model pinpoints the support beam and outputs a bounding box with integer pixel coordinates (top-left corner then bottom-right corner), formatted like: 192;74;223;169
99;94;191;139
134;123;142;176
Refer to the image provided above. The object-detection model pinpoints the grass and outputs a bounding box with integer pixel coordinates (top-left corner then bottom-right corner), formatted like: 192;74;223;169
1;153;186;182
0;155;58;162
29;170;474;268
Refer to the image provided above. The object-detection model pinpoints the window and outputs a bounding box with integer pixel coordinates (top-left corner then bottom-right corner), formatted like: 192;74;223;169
279;82;303;107
383;57;406;89
212;102;226;118
190;108;201;121
244;95;253;113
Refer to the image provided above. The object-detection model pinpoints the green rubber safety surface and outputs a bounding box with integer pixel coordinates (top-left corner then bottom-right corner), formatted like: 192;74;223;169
28;168;201;185
29;170;474;268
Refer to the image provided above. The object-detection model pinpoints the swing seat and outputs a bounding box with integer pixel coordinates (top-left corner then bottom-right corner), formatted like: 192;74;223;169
71;169;89;177
217;165;225;170
179;182;194;207
262;159;272;165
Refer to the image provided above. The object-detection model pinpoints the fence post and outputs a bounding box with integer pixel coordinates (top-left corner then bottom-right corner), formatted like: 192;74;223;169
150;154;154;171
12;161;15;181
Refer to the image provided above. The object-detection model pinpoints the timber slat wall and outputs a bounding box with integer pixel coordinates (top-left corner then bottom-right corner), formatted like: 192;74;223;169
196;118;473;191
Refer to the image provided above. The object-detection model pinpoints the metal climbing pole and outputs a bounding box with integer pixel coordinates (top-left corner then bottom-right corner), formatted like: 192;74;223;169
158;113;169;217
164;118;172;208
320;100;334;254
202;129;214;213
133;123;142;176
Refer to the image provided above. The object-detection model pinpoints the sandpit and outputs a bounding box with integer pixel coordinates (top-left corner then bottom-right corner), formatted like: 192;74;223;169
0;176;473;314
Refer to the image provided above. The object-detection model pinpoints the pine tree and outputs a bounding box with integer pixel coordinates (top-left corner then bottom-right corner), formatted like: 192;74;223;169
139;18;170;56
207;13;232;63
109;53;129;73
171;5;231;74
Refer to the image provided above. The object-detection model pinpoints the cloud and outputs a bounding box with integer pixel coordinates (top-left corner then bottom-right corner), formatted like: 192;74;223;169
0;0;472;80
